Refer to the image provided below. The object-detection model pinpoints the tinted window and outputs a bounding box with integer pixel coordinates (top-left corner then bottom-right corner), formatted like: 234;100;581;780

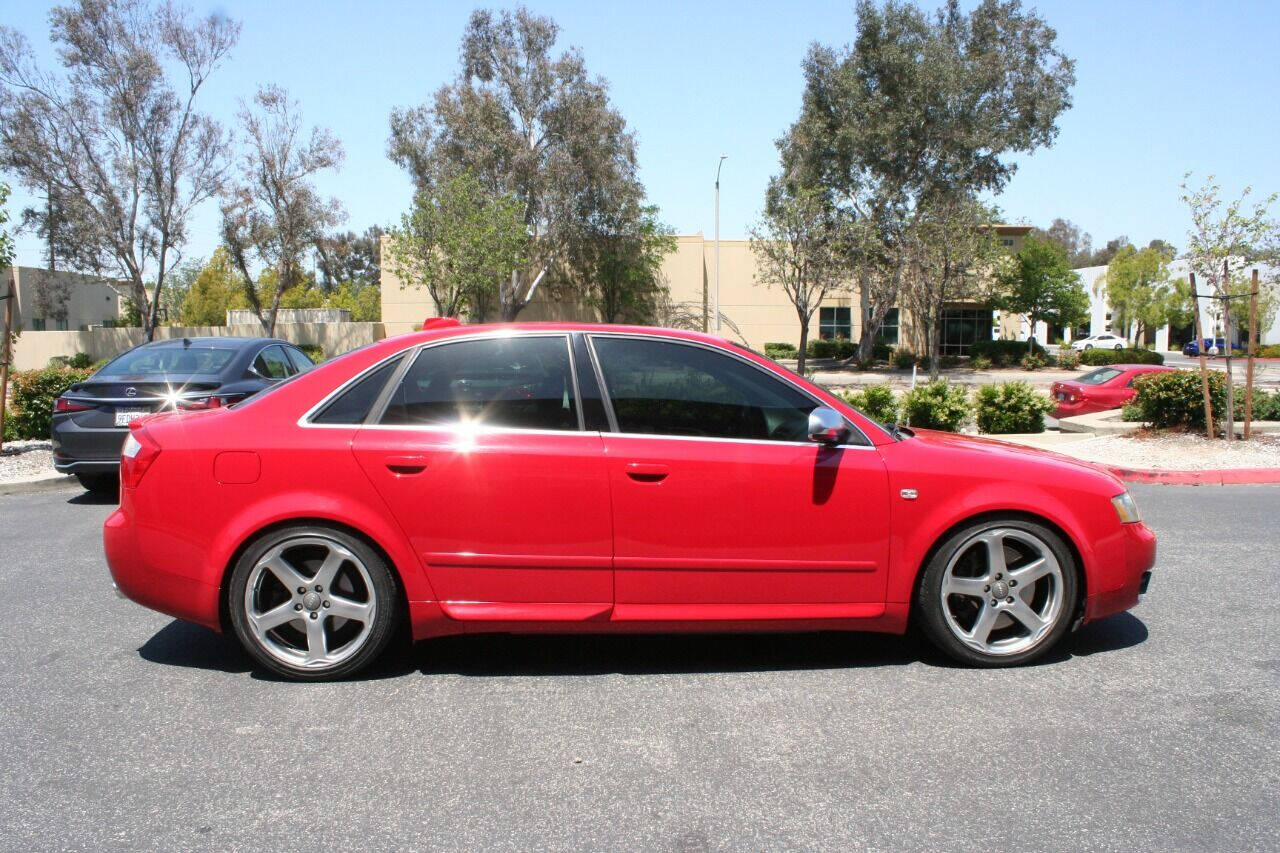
285;346;315;373
97;346;236;376
592;336;820;441
254;346;294;379
1077;368;1122;386
380;336;578;431
313;356;403;425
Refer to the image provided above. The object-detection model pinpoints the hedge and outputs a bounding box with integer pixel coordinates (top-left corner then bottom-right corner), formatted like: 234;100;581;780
763;342;798;360
967;339;1047;367
901;380;971;431
806;337;855;359
1079;348;1164;366
837;383;899;424
1131;370;1225;430
975;382;1054;434
5;367;95;440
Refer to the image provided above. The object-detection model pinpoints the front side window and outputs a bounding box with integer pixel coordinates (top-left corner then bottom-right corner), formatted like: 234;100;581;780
819;306;852;340
380;336;578;431
592;336;827;443
253;346;294;380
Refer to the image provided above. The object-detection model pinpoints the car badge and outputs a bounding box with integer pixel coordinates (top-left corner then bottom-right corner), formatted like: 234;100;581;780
126;387;137;397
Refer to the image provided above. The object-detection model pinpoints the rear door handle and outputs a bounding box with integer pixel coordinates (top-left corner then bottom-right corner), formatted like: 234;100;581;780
385;455;429;475
625;462;669;483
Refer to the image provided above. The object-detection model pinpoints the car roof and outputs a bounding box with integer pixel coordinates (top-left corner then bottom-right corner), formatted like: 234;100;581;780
391;321;739;349
138;336;289;350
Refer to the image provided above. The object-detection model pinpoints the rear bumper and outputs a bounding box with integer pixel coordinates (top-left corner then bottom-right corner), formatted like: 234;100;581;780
104;502;222;632
1083;521;1156;622
52;418;128;470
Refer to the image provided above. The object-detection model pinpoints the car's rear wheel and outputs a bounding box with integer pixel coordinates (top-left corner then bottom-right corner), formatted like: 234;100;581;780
916;518;1078;667
76;472;118;493
228;526;399;680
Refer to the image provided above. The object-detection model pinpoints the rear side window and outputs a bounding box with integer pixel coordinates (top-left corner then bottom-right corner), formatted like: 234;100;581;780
312;356;403;425
285;346;315;373
591;336;824;442
380;336;579;431
1077;368;1122;386
254;346;294;379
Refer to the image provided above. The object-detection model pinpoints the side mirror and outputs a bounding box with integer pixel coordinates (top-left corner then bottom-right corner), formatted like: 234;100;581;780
807;407;849;446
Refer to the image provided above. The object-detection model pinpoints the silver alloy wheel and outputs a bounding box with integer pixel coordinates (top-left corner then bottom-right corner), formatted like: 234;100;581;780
243;535;377;670
939;527;1064;656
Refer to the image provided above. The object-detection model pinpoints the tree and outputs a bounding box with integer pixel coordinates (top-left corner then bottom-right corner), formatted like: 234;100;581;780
1086;236;1130;267
0;0;239;340
993;235;1088;344
317;226;383;290
1103;245;1177;346
899;195;999;377
1181;173;1280;440
388;7;647;321
750;184;854;374
387;171;528;321
775;0;1074;356
1146;238;1177;260
1032;218;1094;268
328;279;381;322
177;248;247;326
584;204;676;324
221;86;344;335
0;182;13;270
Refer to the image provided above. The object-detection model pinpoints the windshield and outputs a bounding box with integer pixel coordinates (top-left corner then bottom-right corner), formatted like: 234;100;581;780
1076;367;1122;385
96;346;236;376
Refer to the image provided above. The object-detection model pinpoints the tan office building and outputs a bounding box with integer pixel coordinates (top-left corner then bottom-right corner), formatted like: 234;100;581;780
2;266;122;332
381;226;1031;354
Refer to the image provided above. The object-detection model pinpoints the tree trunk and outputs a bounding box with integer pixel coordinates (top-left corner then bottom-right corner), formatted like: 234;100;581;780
796;319;810;376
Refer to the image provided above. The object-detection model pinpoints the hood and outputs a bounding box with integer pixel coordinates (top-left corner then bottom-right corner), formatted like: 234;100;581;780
904;427;1124;488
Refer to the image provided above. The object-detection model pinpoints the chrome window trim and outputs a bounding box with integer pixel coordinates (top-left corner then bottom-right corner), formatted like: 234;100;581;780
585;331;875;448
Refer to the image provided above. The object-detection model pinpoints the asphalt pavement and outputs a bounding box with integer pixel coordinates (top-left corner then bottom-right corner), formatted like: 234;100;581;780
1;484;1277;851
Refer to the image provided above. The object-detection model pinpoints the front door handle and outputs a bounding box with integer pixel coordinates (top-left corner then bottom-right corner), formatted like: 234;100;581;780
625;462;669;483
385;455;429;475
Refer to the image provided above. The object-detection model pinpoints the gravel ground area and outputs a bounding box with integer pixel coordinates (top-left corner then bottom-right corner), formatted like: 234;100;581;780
1047;431;1280;470
0;440;56;483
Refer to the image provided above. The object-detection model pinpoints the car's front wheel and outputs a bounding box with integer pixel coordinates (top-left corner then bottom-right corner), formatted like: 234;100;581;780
1083;344;1093;350
1114;343;1123;350
228;526;400;680
916;518;1078;667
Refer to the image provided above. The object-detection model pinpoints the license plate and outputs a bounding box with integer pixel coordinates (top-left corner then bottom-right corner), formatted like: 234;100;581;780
114;409;148;427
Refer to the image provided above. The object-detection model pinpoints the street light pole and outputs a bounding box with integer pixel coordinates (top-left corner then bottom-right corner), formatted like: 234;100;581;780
714;155;727;334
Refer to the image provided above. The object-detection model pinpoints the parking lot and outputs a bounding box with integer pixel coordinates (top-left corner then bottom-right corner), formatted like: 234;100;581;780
1;483;1277;851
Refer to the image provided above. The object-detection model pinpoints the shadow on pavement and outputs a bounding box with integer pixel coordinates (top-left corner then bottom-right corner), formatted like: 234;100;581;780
136;612;1148;680
66;490;117;506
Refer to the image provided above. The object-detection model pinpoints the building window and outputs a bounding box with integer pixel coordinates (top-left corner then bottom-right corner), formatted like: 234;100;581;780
1104;312;1112;332
31;318;46;331
101;319;116;329
1000;238;1015;247
55;318;69;331
819;306;852;340
878;307;900;346
940;307;994;356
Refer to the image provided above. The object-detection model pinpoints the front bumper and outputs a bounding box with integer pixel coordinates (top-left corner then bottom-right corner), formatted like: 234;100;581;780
1084;521;1157;622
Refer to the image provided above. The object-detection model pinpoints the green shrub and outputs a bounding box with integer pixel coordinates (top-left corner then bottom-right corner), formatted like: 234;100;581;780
7;367;95;439
968;339;1047;368
67;352;94;369
975;381;1054;434
901;380;971;431
838;383;899;424
1120;402;1143;422
298;344;325;364
1258;344;1280;358
1056;348;1080;370
806;337;854;360
971;355;993;370
1020;353;1048;371
872;340;892;361
1241;387;1280;421
1131;370;1225;430
892;349;917;369
939;355;962;368
1079;348;1164;366
91;358;111;372
763;342;798;360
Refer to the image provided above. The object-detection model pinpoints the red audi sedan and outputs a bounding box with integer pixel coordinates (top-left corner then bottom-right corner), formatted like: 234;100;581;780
1051;364;1176;419
105;322;1156;680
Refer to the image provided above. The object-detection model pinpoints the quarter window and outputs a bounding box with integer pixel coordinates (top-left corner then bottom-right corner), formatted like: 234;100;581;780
592;336;828;443
313;356;403;425
253;346;294;379
380;336;579;431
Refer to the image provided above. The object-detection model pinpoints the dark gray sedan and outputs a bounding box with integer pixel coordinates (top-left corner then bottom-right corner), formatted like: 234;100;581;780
51;337;314;491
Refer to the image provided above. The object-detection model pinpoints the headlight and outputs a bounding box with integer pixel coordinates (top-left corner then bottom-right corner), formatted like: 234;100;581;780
1111;491;1141;524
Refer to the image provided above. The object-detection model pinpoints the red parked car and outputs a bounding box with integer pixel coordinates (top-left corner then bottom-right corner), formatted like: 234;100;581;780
105;322;1155;680
1051;364;1176;419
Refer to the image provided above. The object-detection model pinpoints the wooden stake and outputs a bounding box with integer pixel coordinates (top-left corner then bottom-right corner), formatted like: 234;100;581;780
1191;273;1215;438
1221;261;1235;442
0;271;14;453
1245;269;1259;440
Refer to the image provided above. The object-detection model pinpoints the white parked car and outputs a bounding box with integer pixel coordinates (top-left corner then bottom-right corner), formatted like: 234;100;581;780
1071;333;1127;351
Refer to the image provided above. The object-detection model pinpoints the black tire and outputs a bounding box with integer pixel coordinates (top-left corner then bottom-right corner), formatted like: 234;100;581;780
228;525;400;681
76;472;119;493
916;517;1079;667
1114;343;1123;350
1083;344;1092;350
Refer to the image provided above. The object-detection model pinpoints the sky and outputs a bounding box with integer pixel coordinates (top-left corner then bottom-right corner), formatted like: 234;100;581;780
4;0;1280;270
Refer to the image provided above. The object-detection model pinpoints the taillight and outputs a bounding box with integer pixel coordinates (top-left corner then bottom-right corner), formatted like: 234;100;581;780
54;397;94;413
177;393;244;411
120;423;161;489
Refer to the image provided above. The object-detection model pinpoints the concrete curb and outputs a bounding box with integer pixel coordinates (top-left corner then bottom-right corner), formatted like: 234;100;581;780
0;475;78;496
1105;466;1280;486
